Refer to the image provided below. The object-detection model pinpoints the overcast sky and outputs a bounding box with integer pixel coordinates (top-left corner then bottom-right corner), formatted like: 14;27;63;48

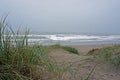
0;0;120;34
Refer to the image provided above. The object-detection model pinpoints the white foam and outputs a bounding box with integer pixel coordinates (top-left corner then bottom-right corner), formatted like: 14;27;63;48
17;34;119;44
27;34;120;41
48;35;98;41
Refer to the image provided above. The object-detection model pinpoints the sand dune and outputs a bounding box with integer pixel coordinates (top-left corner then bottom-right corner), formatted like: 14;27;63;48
49;44;120;80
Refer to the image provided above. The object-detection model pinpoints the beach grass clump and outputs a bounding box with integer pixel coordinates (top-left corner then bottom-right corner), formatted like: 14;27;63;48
95;47;112;62
62;46;79;55
111;54;120;67
47;44;79;55
48;44;79;55
0;18;65;80
94;45;120;67
0;19;41;79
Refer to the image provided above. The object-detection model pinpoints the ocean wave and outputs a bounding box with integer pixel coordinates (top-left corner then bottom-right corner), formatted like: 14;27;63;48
27;34;120;41
11;34;118;45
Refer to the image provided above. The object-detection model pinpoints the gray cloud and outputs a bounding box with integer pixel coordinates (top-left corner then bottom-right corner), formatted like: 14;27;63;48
0;0;120;34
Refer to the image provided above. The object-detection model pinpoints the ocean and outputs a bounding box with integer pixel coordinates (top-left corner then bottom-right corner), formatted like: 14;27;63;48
26;34;120;45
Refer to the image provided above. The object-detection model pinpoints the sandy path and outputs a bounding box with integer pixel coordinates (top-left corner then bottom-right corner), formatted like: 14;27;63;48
49;44;120;80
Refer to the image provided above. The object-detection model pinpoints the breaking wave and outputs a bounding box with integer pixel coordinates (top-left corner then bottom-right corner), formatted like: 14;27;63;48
27;34;120;41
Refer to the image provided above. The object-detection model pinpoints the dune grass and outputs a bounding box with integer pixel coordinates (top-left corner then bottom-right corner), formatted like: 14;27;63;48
0;17;96;80
0;18;41;79
93;45;120;67
48;44;79;55
62;46;79;55
0;18;65;80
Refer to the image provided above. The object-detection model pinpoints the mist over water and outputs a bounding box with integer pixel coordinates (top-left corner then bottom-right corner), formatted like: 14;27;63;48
27;34;120;45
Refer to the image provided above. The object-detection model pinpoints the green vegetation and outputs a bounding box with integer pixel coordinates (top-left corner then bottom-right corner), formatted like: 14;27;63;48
62;46;79;55
111;54;120;66
93;45;120;67
0;18;64;80
48;44;79;55
0;17;80;80
3;16;120;80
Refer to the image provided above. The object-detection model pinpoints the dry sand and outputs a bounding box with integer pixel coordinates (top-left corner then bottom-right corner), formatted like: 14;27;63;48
71;44;114;54
49;44;120;80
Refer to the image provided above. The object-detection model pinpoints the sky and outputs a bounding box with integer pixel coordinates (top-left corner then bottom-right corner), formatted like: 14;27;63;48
0;0;120;34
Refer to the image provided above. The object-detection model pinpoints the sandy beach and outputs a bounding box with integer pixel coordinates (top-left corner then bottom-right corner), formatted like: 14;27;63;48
49;44;120;80
71;44;114;54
